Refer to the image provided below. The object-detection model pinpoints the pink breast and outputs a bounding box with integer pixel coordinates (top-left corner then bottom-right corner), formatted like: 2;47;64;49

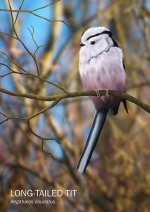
81;64;125;110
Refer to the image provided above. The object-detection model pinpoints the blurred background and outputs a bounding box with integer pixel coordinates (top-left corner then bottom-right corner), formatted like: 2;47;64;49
0;0;150;211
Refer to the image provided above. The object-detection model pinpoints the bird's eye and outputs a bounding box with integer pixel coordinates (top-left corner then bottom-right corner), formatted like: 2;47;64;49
90;41;95;45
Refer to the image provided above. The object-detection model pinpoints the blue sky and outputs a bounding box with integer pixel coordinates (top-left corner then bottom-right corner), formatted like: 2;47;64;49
0;0;71;95
0;0;71;157
0;0;71;58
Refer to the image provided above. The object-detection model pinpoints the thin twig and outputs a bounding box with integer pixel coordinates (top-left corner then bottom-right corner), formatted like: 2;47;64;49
14;0;25;25
0;4;68;26
27;99;63;142
6;163;53;185
0;48;68;93
28;25;46;56
0;104;62;142
7;0;40;76
0;49;28;73
42;140;58;161
32;0;61;12
27;119;61;142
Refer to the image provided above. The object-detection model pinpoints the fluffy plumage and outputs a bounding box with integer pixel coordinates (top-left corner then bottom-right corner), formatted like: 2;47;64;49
79;27;126;110
77;26;127;173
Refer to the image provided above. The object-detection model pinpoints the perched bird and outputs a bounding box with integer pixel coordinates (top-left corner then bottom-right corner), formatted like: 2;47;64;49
77;26;127;174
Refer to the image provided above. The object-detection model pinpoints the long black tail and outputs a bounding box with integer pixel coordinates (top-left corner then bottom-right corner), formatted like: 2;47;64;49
77;109;108;174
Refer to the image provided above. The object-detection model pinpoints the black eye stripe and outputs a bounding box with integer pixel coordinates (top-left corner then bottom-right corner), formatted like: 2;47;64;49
86;30;111;41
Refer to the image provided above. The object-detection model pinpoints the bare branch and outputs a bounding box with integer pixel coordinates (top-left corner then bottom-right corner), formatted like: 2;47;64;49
32;0;61;12
14;0;25;25
0;88;149;113
7;0;40;76
26;99;63;142
28;25;46;56
0;103;63;141
0;111;26;126
27;119;61;142
0;49;68;93
6;163;53;185
42;140;58;161
0;49;28;73
0;0;68;26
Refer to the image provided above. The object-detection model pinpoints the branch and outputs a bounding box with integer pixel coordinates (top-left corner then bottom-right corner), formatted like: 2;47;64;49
7;0;40;76
14;0;25;25
0;49;68;93
27;119;61;142
0;88;149;113
0;100;63;141
6;163;53;185
0;0;68;26
42;140;59;161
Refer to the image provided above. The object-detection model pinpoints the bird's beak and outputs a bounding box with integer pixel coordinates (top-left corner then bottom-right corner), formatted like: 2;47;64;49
80;43;85;47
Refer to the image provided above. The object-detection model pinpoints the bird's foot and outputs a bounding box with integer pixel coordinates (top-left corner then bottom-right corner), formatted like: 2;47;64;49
95;90;101;98
105;89;109;97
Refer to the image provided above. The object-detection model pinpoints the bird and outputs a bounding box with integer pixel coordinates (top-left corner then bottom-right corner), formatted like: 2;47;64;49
77;26;127;174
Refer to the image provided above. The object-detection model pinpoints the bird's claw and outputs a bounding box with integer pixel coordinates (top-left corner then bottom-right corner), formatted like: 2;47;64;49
95;90;109;97
95;90;101;97
105;89;109;97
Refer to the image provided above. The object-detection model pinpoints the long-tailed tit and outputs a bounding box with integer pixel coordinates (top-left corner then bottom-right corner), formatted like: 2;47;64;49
77;26;128;174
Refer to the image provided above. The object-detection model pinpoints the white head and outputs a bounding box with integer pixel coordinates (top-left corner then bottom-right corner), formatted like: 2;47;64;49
79;26;116;63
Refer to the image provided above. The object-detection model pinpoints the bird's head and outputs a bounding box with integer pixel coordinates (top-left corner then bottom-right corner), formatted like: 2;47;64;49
80;26;116;62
